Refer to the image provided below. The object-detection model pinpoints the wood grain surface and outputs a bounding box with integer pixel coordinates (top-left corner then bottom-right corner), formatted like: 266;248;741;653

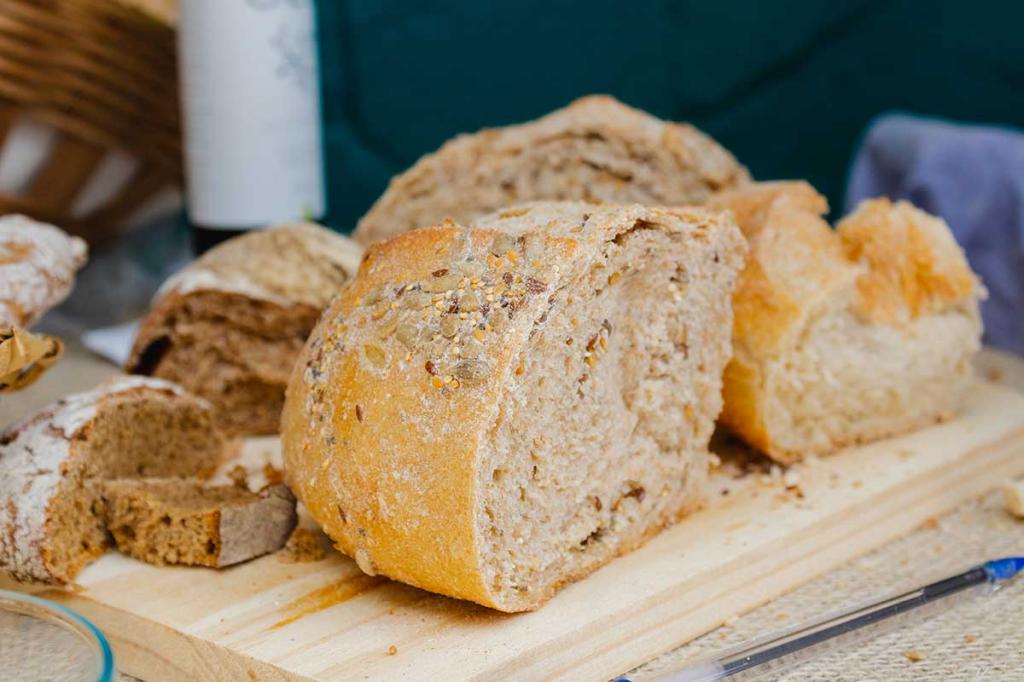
2;346;1023;681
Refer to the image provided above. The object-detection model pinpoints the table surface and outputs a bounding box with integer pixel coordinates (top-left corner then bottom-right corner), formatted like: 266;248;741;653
631;348;1024;681
4;346;1023;682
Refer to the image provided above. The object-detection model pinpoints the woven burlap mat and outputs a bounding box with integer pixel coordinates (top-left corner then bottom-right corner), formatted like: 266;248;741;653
627;480;1024;681
628;351;1024;682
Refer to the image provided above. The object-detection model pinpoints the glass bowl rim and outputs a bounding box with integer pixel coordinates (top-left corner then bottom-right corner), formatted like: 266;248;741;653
0;588;115;682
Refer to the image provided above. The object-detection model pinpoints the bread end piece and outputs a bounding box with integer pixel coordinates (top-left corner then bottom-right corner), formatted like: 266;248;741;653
126;223;363;435
0;376;225;584
713;183;983;462
284;201;744;611
102;479;297;568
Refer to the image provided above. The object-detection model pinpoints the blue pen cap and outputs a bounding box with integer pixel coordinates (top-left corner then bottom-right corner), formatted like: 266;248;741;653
983;557;1024;581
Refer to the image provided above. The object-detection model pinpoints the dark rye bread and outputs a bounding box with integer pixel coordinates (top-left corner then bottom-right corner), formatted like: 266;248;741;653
127;223;363;435
353;95;749;245
102;480;297;568
0;377;225;584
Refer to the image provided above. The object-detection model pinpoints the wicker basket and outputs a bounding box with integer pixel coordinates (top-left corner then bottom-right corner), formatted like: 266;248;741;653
0;0;181;245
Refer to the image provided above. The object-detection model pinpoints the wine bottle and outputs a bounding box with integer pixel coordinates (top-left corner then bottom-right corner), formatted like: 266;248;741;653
177;0;325;254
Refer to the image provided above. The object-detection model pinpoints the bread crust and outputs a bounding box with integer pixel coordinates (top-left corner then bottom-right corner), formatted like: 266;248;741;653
710;182;983;461
127;223;363;435
102;480;297;568
0;376;219;583
0;214;87;328
283;202;744;610
354;95;749;244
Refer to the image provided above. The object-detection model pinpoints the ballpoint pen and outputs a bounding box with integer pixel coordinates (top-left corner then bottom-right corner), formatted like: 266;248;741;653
637;556;1024;682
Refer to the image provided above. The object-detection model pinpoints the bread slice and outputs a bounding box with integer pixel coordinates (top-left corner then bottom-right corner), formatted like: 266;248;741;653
101;480;297;568
282;201;744;611
353;95;749;245
0;377;225;583
0;214;87;328
708;182;983;462
127;223;363;435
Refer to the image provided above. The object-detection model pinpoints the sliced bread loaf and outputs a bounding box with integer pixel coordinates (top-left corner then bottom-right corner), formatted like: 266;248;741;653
282;201;745;611
101;480;297;568
127;223;363;435
708;182;983;461
0;376;225;583
353;95;749;245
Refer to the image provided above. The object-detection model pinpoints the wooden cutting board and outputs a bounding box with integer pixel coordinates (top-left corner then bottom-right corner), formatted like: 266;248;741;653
3;346;1024;681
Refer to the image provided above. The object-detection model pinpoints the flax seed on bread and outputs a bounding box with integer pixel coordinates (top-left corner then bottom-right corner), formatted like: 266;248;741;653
282;201;744;611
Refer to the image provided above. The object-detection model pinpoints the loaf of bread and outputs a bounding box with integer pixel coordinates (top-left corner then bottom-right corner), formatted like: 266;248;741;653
0;376;225;583
102;480;297;568
353;95;749;245
0;215;87;391
708;182;983;462
0;214;87;328
283;201;745;611
127;223;363;435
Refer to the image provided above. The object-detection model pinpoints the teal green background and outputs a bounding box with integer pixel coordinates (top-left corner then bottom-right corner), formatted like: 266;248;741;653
315;0;1024;232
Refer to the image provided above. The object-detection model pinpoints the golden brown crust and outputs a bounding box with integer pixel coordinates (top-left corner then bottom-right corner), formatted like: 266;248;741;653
719;355;772;456
837;197;980;325
708;181;854;358
284;225;534;608
711;183;983;462
283;202;744;610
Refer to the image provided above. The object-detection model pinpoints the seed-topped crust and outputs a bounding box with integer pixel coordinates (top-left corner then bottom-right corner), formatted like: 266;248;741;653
283;201;745;610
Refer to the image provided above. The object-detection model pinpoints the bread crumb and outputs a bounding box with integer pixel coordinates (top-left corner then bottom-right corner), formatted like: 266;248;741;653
387;645;398;656
964;633;977;643
919;516;939;530
897;449;913;460
852;480;863;489
985;367;1004;383
1003;480;1024;518
227;465;249;489
278;528;328;563
903;650;925;662
264;462;285;486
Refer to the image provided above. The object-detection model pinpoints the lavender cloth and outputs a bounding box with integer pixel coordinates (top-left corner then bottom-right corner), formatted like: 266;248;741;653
845;114;1024;354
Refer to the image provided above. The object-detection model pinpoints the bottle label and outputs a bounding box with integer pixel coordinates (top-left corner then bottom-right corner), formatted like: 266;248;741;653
178;0;325;229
